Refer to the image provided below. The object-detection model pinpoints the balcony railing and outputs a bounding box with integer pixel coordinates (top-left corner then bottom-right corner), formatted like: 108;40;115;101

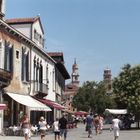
34;82;48;96
0;68;12;88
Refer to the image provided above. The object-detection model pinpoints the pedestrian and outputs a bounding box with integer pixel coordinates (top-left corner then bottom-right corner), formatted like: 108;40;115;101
99;114;104;134
53;118;60;140
38;116;48;140
85;112;93;138
59;113;68;140
93;113;100;135
110;115;121;140
20;114;30;140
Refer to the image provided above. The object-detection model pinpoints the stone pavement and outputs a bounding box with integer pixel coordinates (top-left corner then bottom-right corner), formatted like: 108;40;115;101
0;123;140;140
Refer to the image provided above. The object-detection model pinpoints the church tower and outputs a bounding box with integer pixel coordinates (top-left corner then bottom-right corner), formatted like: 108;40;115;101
103;68;112;94
0;0;6;19
71;58;80;86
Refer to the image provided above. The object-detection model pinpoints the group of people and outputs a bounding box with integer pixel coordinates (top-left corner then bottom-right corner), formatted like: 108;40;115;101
85;113;121;140
85;113;104;138
20;113;68;140
19;112;122;140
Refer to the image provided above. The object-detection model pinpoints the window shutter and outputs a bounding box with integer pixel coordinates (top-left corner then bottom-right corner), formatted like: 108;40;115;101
9;45;13;72
39;65;43;83
4;40;8;70
21;47;24;81
26;52;29;81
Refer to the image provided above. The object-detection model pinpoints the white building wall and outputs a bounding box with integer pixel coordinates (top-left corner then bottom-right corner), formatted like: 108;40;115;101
10;24;31;39
46;65;55;101
32;20;44;48
30;48;56;101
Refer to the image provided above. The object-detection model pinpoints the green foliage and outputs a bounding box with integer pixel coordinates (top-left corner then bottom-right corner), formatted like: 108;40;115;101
72;81;116;114
113;64;140;114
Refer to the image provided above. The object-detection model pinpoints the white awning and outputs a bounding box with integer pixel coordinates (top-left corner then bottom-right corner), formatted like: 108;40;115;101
105;109;127;114
7;92;51;111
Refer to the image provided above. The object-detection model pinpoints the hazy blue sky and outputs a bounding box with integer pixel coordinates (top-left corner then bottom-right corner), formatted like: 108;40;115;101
6;0;140;85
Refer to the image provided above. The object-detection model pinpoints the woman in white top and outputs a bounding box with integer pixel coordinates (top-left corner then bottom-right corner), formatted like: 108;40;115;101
38;116;47;140
110;115;121;140
53;118;60;140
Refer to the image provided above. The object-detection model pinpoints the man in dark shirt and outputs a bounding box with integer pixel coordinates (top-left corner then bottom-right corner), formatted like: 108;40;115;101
59;113;68;140
86;112;93;138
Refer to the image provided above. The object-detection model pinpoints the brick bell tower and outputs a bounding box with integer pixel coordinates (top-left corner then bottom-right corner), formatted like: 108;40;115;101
0;0;6;19
103;68;112;94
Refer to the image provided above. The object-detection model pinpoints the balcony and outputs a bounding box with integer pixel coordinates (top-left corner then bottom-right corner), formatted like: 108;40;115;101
0;68;12;88
34;82;48;98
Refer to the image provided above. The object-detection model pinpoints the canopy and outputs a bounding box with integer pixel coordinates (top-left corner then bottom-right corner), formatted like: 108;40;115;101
105;109;127;114
0;103;7;110
7;92;51;111
38;98;65;110
74;111;89;116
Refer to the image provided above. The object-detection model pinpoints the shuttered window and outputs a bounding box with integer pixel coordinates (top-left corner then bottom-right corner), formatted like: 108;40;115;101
21;47;29;82
4;41;13;72
39;64;43;83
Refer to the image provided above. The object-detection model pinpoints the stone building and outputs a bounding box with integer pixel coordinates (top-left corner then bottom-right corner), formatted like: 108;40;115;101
0;0;70;133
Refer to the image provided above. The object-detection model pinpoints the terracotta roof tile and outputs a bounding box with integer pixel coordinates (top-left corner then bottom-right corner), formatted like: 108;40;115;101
47;52;63;57
6;16;39;24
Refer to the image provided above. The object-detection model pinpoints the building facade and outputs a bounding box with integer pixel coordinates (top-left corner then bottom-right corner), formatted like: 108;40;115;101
0;0;70;133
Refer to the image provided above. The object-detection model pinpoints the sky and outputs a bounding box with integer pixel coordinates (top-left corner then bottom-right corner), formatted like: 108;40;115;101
5;0;140;85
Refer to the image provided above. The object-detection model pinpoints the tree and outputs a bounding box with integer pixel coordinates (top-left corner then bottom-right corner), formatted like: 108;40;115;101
72;81;116;114
113;64;140;128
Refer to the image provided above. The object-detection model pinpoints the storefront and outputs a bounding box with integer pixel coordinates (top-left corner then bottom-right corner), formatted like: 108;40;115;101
3;92;51;127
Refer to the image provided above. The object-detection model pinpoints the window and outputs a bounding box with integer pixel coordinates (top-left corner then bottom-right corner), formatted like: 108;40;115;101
34;29;44;46
4;41;13;72
52;69;55;91
21;47;29;82
16;50;19;59
39;62;43;83
46;64;49;84
34;29;37;40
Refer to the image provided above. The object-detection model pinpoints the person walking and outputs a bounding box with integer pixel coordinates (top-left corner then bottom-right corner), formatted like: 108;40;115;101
53;118;60;140
99;115;104;134
59;113;68;140
110;115;121;140
38;116;48;140
93;114;100;135
20;114;30;140
85;112;93;138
